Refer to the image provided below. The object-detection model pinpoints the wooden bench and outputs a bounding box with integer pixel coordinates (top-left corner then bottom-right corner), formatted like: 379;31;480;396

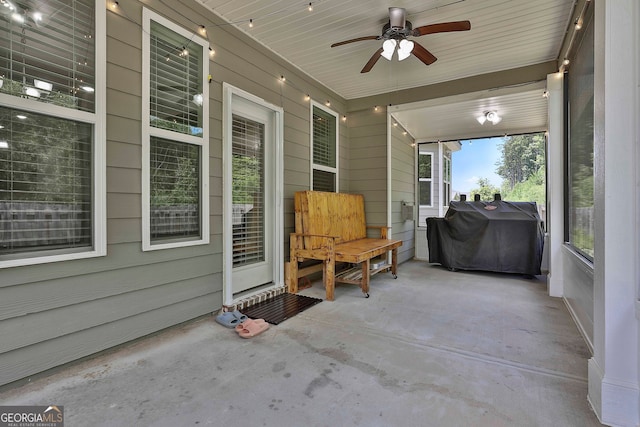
288;190;403;300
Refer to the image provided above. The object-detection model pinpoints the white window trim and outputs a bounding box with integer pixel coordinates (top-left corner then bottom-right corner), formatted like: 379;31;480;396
418;151;434;208
0;4;106;269
141;9;210;251
310;100;339;191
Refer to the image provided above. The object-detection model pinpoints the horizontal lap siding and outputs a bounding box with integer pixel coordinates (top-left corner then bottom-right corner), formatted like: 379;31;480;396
347;109;388;230
391;126;416;264
0;0;347;386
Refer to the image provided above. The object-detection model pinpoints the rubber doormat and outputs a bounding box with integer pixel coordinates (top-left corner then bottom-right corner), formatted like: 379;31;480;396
241;293;322;325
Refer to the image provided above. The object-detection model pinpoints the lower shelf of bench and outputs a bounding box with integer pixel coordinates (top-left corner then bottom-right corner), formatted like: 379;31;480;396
335;264;393;285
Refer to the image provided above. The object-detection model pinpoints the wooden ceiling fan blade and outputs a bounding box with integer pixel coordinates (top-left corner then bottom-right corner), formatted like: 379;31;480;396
411;42;437;66
331;35;379;48
361;47;384;73
412;20;471;37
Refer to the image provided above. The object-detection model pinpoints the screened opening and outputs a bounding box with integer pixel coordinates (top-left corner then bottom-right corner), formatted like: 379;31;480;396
149;21;203;137
0;0;96;113
232;115;265;267
150;137;201;242
566;6;594;261
0;106;93;256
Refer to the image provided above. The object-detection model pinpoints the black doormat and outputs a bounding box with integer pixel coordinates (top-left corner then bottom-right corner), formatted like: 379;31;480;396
241;293;322;325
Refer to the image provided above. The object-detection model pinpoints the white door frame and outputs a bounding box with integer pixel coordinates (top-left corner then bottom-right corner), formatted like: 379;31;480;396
222;83;284;306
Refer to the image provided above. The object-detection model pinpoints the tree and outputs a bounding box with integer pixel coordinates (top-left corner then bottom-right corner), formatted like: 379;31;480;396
470;177;501;201
496;134;545;190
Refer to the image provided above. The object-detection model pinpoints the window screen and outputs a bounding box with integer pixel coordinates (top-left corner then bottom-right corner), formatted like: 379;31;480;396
567;7;594;260
0;106;92;255
0;0;96;113
150;137;200;242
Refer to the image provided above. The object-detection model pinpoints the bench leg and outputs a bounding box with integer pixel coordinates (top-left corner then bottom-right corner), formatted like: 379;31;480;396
289;259;299;294
325;255;335;301
391;248;398;279
361;258;370;298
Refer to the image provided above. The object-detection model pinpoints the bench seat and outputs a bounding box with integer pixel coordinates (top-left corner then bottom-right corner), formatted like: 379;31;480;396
289;191;402;300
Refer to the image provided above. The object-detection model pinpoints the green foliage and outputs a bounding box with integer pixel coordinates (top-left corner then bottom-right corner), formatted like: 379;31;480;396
0;106;92;204
150;140;199;207
502;167;545;205
150;117;202;137
0;78;78;109
470;177;501;201
496;134;545;190
232;155;262;204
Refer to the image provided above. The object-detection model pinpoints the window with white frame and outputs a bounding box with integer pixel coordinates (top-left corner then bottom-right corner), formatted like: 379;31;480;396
142;9;209;250
311;102;338;192
418;152;433;206
443;154;451;206
0;0;105;267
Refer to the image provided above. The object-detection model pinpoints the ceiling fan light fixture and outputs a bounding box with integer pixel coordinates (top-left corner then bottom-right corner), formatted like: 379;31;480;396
478;111;501;125
397;39;414;61
381;39;397;60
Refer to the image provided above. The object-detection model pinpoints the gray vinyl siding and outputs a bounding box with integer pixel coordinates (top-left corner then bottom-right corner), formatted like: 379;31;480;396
347;109;388;228
0;0;347;387
390;126;416;264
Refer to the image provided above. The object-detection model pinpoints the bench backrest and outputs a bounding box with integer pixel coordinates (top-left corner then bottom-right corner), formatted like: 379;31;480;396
294;191;367;247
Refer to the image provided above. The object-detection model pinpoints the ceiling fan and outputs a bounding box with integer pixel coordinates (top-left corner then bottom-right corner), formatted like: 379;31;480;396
331;7;471;73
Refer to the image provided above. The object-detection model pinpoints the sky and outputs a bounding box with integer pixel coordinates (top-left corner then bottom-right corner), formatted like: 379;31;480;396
452;137;505;194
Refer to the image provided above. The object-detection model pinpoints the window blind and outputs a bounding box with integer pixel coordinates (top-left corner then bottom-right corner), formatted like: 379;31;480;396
150;137;201;242
0;106;92;255
232;115;265;267
150;21;203;137
312;106;336;168
0;0;96;113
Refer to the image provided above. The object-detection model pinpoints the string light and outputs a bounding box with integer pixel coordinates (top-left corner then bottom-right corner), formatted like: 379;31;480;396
374;105;379;111
325;100;330;107
342;115;347;122
111;1;118;9
304;94;310;101
308;2;313;11
280;75;286;82
562;58;570;66
199;25;207;35
209;47;215;57
249;19;253;28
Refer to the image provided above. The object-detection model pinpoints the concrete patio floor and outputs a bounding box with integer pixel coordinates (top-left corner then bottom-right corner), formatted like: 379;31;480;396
0;261;601;426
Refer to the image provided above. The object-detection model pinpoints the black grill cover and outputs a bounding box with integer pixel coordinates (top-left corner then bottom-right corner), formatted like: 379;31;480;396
426;200;544;275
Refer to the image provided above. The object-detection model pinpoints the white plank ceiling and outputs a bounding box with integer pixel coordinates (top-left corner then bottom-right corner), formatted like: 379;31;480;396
197;0;575;137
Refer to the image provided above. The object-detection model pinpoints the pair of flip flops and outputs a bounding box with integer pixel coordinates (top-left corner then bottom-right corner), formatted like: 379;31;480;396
215;310;248;328
235;318;269;339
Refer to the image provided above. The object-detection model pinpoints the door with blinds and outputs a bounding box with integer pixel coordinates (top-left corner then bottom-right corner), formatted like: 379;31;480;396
230;98;275;294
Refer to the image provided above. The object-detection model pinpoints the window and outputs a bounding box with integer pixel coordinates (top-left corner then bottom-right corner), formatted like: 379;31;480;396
0;0;105;267
566;6;594;260
142;9;209;250
443;154;451;206
418;152;433;206
311;102;338;192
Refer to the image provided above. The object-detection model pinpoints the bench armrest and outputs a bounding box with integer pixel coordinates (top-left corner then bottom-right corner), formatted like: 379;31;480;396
366;225;391;239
